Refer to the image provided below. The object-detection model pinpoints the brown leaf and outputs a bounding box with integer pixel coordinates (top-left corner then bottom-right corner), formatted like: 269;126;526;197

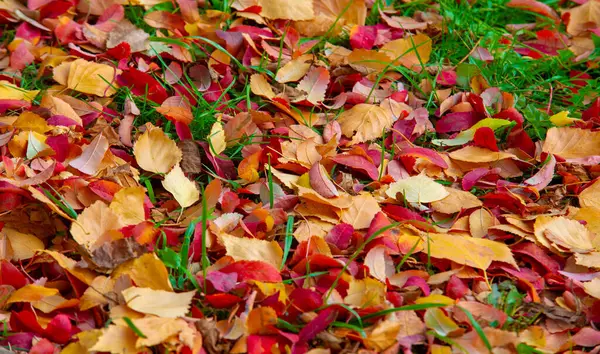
337;103;392;145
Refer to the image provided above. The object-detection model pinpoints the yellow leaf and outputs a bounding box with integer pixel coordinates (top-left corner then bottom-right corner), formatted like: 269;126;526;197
3;227;44;260
133;125;182;174
113;253;172;291
252;281;288;302
220;233;283;268
258;0;314;20
348;49;394;74
89;325;139;353
26;131;52;159
579;180;600;210
249;74;275;99
80;276;116;311
414;294;455;305
109;187;146;226
431;345;452;354
449;146;516;163
424;307;460;336
340;193;382;229
13;112;51;133
424;233;517;270
363;320;402;351
542;127;600;162
70;201;125;252
131;317;199;348
469;208;496;238
534;215;594;253
345;277;386;308
208;121;226;156
0;81;39;102
574;207;600;235
583;277;600;299
550;111;580;127
564;0;600;35
44;250;97;285
247;307;278;335
386;174;449;203
69;133;109;175
337;103;392;145
8;284;59;304
380;34;432;70
275;54;314;83
53;59;121;97
39;94;83;126
122;287;195;318
238;150;261;183
161;164;200;208
430;187;482;214
293;0;366;37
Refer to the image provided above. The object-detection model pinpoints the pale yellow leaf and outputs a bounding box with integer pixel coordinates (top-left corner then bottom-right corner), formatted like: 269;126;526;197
89;325;139;353
208;121;226;156
364;246;394;283
258;0;314;20
275;54;314;83
133;125;182;174
340;193;381;229
469;208;496;238
430;187;482;214
449;146;516;163
534;215;594;253
583;278;600;299
109;187;146;226
386;174;449;203
161;164;200;208
131;317;198;348
542;127;600;163
293;0;366;37
122;287;195;318
220;233;283;268
579;180;600;210
337;103;392;145
70;201;125;252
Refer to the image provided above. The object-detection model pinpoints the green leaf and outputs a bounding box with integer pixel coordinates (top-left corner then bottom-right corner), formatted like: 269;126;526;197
432;118;513;146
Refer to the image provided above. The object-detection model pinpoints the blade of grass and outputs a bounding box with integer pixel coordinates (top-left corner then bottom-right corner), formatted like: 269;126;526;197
457;306;492;352
357;303;446;322
122;317;147;338
280;215;294;270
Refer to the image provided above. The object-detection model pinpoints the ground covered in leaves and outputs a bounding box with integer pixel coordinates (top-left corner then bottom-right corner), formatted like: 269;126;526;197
1;0;600;352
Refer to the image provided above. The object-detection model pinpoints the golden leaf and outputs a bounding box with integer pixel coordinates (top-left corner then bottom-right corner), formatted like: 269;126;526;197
3;227;44;260
113;253;173;291
542;127;600;163
70;201;125;252
534;216;594;253
133;125;182;174
0;81;39;102
380;34;432;70
109;187;147;226
220;233;283;268
337;103;393;145
345;277;386;308
208;121;226;156
340;193;381;229
430;187;483;214
53;59;120;97
258;0;314;20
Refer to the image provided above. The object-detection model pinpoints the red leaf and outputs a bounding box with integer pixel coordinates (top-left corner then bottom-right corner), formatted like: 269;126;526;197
219;261;283;283
1;261;28;288
331;154;379;180
473;127;499;151
205;293;243;308
350;25;377;50
117;68;168;104
399;147;449;169
298;308;337;343
325;223;354;250
506;0;559;20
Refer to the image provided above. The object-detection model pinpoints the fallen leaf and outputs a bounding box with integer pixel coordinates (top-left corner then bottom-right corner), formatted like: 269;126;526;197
430;187;483;214
345;277;386;307
564;0;600;35
3;228;44;260
534;216;594;253
133;125;182;174
294;0;366;36
309;163;339;198
0;81;39;102
364;246;394;282
543;127;600;164
425;307;460;337
109;187;146;226
258;0;314;20
162;164;200;208
380;34;432;70
122;287;195;318
579;179;600;210
337;103;393;145
70;201;125;252
296;66;329;104
340;193;382;229
386;174;449;203
220;234;283;268
53;59;120;97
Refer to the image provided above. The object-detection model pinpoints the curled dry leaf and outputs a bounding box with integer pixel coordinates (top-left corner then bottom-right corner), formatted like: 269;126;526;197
133;125;182;174
308;163;339;198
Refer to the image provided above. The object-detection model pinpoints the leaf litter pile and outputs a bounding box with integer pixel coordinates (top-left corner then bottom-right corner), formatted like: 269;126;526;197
2;0;600;352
